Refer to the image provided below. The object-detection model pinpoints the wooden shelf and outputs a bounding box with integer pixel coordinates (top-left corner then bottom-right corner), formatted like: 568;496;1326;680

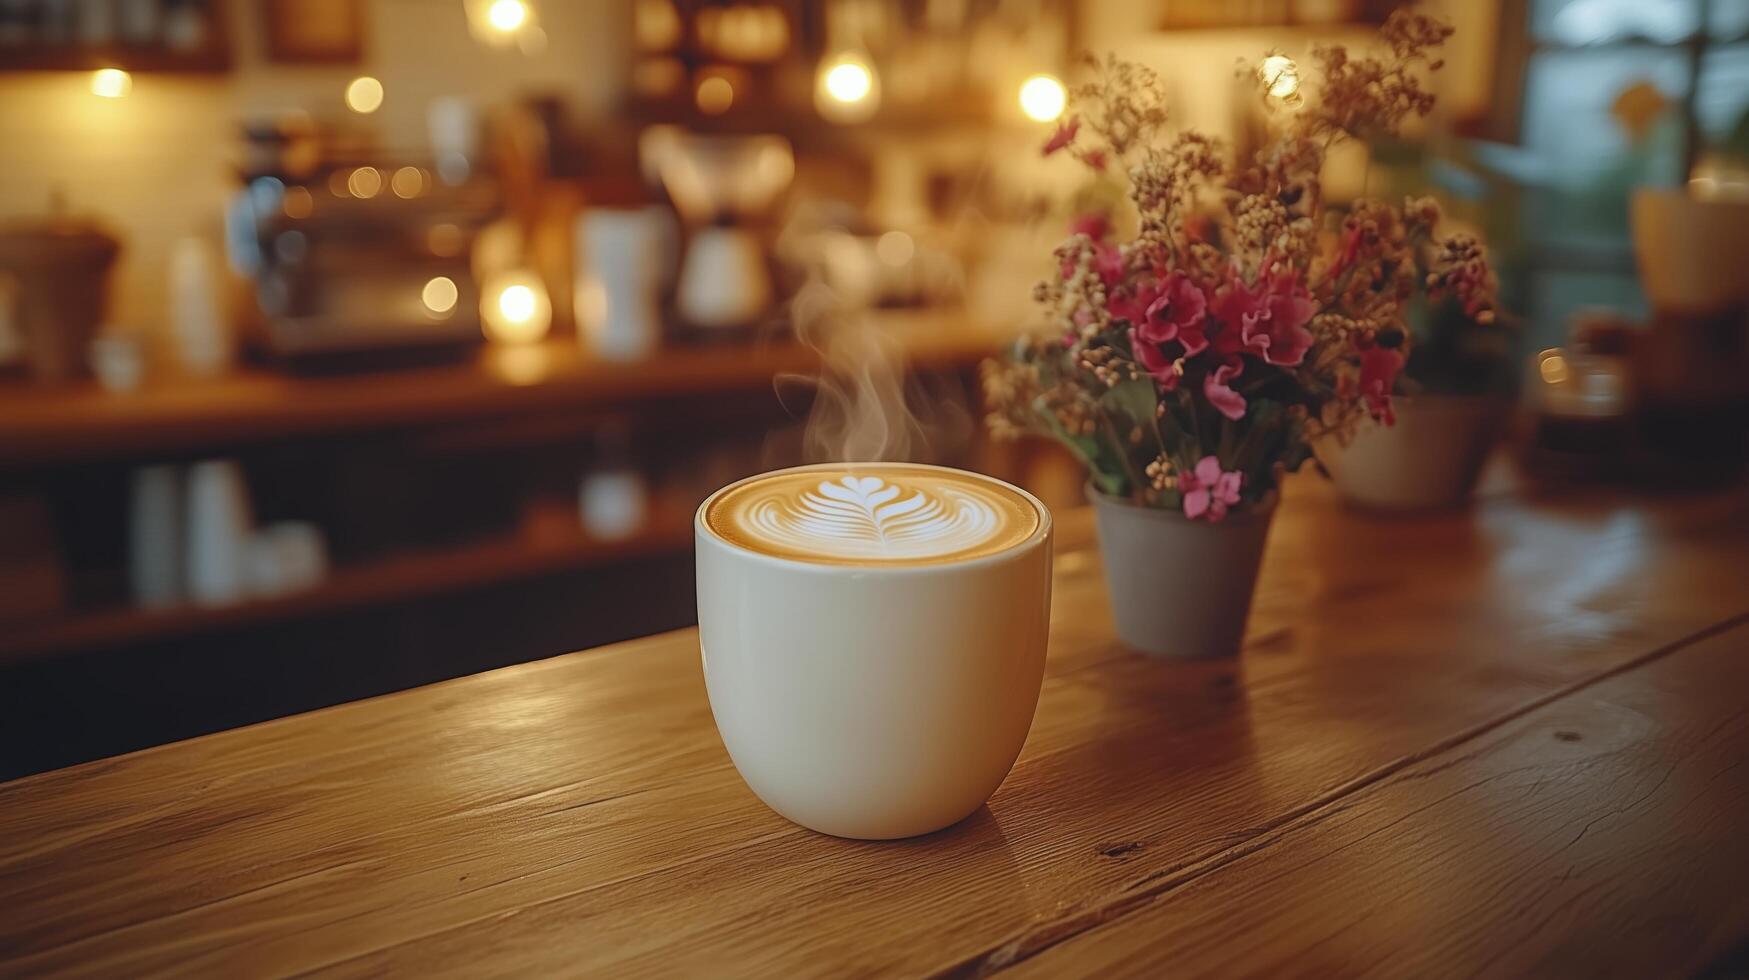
0;309;1006;661
0;309;1005;468
0;501;698;665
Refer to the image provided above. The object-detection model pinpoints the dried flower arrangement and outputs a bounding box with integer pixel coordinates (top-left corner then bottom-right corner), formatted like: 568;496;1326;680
984;11;1499;521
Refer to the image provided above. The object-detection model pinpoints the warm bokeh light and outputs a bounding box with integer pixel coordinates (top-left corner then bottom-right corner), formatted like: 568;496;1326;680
635;0;682;50
697;4;788;61
391;166;425;198
500;285;536;321
345;76;384;114
695;75;735;115
282;186;314;219
421;276;459;316
465;0;535;46
1539;351;1569;384
90;68;131;98
347;167;383;198
1018;74;1066;122
482;271;552;344
876;230;915;267
815;54;878;123
1260;55;1300;100
824;61;872;103
487;0;528;32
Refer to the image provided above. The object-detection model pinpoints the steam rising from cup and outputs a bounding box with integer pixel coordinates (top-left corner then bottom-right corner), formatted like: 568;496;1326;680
780;276;968;466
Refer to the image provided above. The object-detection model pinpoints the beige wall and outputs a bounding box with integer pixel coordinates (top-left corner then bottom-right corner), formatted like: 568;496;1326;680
0;0;627;334
1078;0;1500;138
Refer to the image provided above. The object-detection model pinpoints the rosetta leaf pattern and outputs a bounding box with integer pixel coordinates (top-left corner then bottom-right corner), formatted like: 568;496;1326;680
745;474;1001;559
810;476;931;543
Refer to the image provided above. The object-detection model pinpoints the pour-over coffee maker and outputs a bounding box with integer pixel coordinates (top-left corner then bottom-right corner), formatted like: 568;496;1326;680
642;127;794;334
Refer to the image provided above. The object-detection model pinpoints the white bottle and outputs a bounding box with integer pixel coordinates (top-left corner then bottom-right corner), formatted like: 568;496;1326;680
428;96;480;186
169;235;233;376
580;469;648;541
576;207;664;360
184;460;253;607
128;464;182;609
247;522;328;597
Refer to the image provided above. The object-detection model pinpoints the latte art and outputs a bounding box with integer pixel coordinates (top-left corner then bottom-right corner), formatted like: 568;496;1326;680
702;464;1043;566
749;475;999;560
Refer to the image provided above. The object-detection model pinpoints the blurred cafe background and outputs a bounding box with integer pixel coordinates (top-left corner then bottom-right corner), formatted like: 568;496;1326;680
0;0;1745;778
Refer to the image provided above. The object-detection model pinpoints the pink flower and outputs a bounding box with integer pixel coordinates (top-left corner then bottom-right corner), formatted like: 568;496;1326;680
1131;329;1182;391
1057;242;1122;286
1203;357;1247;420
1043;118;1080;156
1069;211;1112;241
1179;455;1243;522
1094;243;1125;286
1125;274;1211;392
1210;264;1315;367
1136;273;1208;355
1210;275;1261;332
1108;280;1162;330
1358;343;1404;425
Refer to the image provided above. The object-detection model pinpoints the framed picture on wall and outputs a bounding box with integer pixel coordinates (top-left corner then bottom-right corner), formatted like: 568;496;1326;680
262;0;366;63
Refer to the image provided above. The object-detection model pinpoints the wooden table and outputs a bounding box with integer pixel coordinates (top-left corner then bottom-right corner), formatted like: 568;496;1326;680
3;479;1748;977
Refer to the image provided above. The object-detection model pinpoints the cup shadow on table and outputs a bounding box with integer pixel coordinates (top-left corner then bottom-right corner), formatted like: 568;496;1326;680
821;806;1034;921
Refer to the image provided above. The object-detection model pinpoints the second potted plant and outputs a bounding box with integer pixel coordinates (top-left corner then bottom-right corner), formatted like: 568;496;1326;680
1318;134;1516;511
1321;292;1514;511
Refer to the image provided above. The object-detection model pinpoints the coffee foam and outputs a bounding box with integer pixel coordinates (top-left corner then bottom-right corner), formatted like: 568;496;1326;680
702;465;1043;566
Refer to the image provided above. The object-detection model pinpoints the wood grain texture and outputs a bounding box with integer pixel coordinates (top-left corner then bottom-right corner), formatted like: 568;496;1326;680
1;481;1746;977
1007;620;1749;979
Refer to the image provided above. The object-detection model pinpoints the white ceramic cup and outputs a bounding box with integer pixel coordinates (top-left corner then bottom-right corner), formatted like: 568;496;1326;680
695;463;1053;840
184;459;254;607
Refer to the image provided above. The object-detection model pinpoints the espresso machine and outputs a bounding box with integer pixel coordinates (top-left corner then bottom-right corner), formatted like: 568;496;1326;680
225;166;503;368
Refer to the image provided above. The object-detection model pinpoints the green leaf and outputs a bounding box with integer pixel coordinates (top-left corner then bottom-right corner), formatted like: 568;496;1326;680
1228;399;1284;474
1033;395;1127;495
1099;378;1159;426
1089;463;1126;496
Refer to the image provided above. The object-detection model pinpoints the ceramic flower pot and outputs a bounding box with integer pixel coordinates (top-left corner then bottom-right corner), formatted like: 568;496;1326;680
1322;395;1507;511
1087;487;1276;660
